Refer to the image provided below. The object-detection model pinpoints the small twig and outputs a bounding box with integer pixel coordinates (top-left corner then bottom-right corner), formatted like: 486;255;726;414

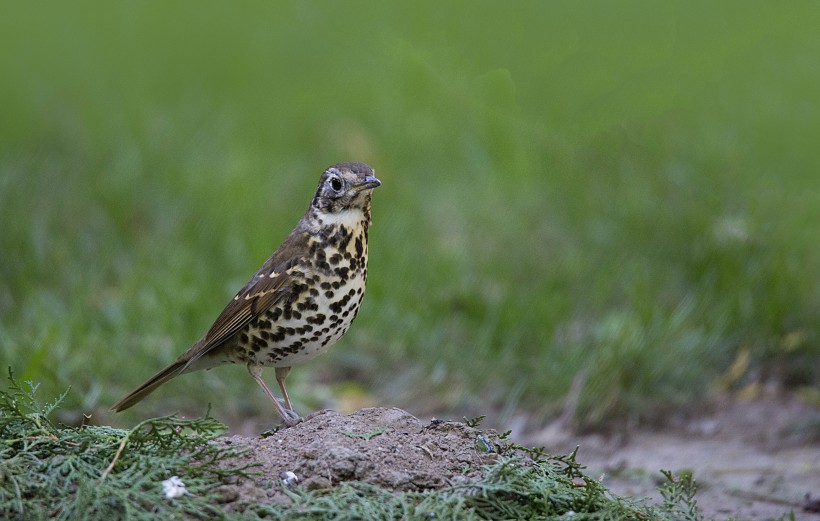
99;416;159;482
417;444;434;460
48;503;63;517
28;434;59;441
100;434;130;482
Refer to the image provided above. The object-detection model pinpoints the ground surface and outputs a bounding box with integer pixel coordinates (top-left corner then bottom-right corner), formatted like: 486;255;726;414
212;408;504;512
524;397;820;521
209;399;819;519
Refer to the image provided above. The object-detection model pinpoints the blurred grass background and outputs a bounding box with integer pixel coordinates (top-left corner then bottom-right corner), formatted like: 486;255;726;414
1;2;818;431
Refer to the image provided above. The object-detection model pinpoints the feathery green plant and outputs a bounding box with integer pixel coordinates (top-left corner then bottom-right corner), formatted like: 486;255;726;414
0;369;250;520
1;371;706;520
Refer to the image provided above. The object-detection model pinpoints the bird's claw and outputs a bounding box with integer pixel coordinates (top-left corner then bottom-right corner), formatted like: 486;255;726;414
280;408;302;428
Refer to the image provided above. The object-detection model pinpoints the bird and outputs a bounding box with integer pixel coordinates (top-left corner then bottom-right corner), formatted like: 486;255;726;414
111;162;381;426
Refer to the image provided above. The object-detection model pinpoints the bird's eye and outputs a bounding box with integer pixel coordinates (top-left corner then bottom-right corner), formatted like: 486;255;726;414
330;177;343;192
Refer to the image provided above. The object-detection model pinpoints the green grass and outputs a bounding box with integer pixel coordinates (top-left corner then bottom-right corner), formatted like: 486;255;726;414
1;373;694;520
1;2;818;429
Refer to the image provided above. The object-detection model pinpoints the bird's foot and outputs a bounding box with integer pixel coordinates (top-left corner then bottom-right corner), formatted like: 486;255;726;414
280;407;302;427
279;408;336;428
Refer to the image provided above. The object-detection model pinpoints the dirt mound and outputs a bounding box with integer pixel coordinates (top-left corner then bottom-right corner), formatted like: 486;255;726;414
202;399;820;518
212;407;502;509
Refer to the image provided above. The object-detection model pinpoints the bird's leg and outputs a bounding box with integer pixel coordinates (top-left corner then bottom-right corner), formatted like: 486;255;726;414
247;365;301;427
275;366;293;411
276;366;334;423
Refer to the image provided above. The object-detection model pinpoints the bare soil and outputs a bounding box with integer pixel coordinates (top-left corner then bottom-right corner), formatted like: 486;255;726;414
524;397;820;520
209;399;820;519
211;407;504;512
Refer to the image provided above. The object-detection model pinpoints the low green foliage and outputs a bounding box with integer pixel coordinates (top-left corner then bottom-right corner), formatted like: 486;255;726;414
657;469;701;521
463;415;486;428
255;458;650;520
1;373;705;520
0;370;250;520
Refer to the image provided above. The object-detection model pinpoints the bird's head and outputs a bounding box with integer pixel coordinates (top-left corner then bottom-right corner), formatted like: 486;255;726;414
312;162;381;215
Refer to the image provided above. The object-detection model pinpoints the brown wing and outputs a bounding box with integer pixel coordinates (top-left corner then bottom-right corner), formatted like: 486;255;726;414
179;230;310;370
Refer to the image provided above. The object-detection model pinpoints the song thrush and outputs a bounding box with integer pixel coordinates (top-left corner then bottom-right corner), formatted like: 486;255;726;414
111;162;380;426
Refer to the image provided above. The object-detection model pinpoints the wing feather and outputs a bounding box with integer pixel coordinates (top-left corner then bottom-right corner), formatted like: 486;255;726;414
179;229;310;368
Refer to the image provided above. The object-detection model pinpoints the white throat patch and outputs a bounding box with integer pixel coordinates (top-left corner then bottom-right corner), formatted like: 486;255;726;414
323;207;365;228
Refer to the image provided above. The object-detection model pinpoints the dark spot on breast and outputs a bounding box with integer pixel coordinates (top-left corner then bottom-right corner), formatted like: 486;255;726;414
308;313;326;325
272;327;286;343
329;292;354;314
331;226;352;250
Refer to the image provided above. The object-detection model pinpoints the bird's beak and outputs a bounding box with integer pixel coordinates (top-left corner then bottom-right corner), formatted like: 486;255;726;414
356;175;381;191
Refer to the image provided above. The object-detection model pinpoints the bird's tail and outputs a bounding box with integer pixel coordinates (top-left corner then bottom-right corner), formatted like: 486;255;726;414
110;360;188;412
